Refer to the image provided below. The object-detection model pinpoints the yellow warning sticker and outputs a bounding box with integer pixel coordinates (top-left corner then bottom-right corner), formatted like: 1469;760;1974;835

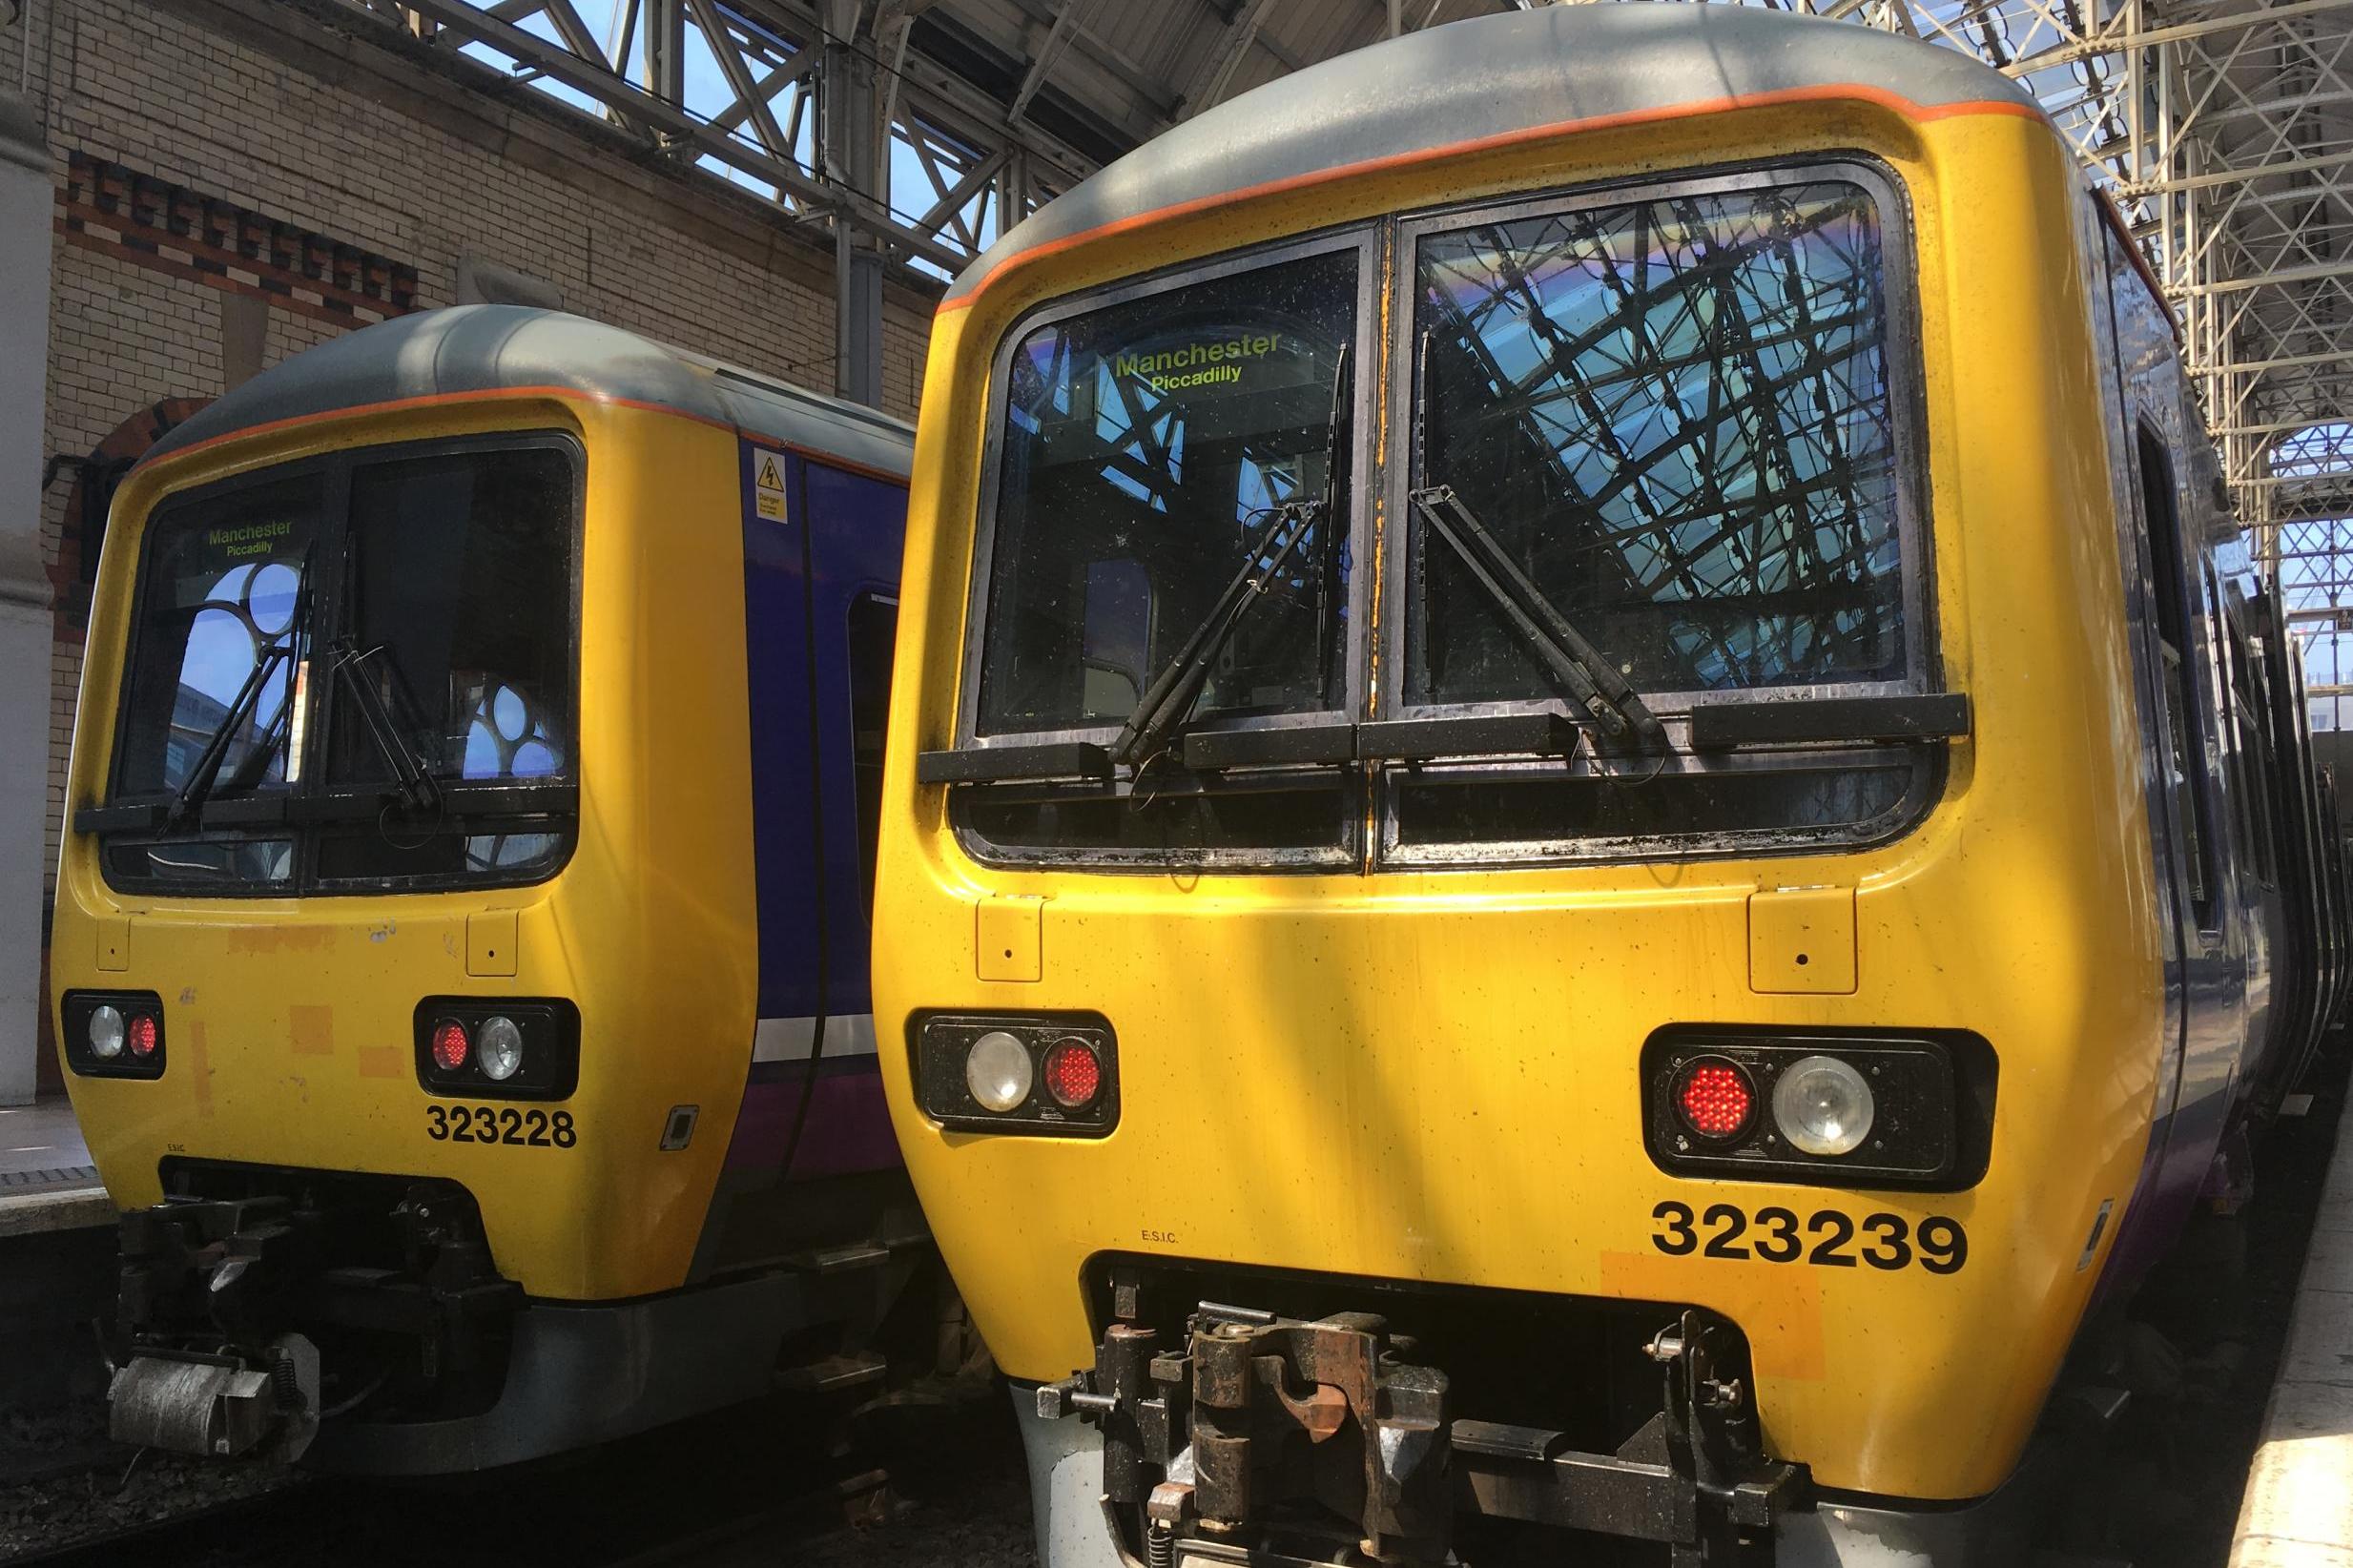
753;452;786;494
755;491;786;521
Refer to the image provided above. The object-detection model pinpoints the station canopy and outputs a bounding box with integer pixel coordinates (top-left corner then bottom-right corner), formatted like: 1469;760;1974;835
345;0;2353;723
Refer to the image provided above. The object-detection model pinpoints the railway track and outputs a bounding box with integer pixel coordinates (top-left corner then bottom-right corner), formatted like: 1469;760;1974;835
0;1393;1035;1568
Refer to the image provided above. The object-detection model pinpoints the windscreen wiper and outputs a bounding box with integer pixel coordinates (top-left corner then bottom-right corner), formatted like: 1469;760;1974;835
1408;484;1666;751
1409;326;1664;752
1112;498;1323;769
1115;343;1352;772
327;637;443;815
166;567;312;830
167;641;299;830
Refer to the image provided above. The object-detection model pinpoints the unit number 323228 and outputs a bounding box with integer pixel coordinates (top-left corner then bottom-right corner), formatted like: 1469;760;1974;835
426;1105;578;1148
1651;1200;1967;1274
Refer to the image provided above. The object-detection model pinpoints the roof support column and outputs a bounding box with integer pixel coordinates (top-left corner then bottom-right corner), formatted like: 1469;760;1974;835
643;0;685;105
825;0;884;408
0;84;49;1105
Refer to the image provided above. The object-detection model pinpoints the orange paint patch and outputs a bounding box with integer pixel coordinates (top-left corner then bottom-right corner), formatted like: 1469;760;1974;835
186;1020;214;1119
288;1005;334;1056
1600;1250;1827;1382
357;1045;404;1080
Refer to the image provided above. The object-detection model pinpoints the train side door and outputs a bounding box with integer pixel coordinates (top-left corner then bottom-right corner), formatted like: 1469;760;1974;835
789;458;908;1180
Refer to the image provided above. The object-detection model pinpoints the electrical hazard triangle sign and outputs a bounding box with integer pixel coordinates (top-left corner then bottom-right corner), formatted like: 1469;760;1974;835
753;453;785;492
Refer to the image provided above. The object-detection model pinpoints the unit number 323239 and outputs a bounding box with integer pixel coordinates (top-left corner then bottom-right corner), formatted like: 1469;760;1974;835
1651;1200;1967;1274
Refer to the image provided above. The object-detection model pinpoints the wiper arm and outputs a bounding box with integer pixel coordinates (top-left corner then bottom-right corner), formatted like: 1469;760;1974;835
167;562;313;829
168;641;298;829
1116;344;1352;773
1407;484;1667;751
1112;498;1323;769
327;637;443;815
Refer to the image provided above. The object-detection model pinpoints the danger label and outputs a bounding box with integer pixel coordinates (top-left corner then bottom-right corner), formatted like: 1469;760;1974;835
753;452;786;494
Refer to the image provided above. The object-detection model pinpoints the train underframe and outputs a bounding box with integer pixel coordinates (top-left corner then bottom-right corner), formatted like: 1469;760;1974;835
1022;1259;2079;1568
105;1160;935;1472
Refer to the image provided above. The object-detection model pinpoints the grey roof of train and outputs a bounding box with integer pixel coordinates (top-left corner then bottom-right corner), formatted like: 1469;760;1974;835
942;3;2041;308
139;305;913;480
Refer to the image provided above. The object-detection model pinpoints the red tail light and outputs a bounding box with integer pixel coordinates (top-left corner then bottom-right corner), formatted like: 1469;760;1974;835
126;1014;158;1059
1042;1038;1102;1109
431;1019;471;1073
1674;1059;1754;1140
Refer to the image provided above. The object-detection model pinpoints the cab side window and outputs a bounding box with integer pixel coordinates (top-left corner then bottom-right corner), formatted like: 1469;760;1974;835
2137;424;2219;927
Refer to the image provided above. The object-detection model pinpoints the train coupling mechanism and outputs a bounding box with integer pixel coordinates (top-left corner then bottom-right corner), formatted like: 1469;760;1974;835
1040;1300;1809;1566
110;1332;320;1461
108;1182;521;1461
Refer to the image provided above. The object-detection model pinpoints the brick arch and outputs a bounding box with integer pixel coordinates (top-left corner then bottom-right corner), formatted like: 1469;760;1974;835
52;396;212;629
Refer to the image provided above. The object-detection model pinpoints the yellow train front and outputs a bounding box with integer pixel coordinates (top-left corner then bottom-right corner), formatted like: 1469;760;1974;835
874;7;2347;1565
52;305;924;1471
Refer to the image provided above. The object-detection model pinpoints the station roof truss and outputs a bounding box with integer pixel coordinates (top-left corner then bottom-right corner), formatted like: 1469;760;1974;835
317;0;2353;717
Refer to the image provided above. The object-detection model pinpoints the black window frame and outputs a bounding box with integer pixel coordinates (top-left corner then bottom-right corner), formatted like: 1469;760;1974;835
92;429;587;897
945;157;1949;874
2134;419;2221;931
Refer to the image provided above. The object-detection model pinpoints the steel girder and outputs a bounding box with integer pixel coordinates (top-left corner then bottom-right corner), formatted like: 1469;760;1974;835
1514;0;2353;723
337;0;1098;282
318;0;2353;710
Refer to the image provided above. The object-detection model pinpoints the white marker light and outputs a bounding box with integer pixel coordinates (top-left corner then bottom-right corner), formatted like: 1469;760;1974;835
89;1004;126;1060
478;1016;525;1082
1772;1055;1875;1157
964;1030;1034;1113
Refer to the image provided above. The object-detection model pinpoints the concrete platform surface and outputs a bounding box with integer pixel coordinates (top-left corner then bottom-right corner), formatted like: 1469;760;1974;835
2231;1089;2353;1566
0;1096;110;1236
0;1096;94;1185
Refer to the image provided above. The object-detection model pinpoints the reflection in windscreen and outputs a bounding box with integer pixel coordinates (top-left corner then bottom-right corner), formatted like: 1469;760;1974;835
330;447;572;878
106;445;577;891
1411;179;1904;705
332;448;570;791
115;478;318;804
977;248;1357;736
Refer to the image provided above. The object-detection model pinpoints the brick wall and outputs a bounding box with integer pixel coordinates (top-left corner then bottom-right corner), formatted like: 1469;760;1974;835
21;0;942;895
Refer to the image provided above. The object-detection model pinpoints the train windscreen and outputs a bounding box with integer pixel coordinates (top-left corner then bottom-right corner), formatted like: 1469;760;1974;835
956;169;1936;867
974;246;1356;740
103;438;578;893
1406;178;1907;703
1392;173;1934;863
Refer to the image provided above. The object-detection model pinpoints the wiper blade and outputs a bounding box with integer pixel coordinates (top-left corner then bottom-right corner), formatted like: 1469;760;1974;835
327;637;444;815
1407;484;1667;752
168;562;312;829
168;642;297;829
1115;343;1352;773
1112;498;1324;769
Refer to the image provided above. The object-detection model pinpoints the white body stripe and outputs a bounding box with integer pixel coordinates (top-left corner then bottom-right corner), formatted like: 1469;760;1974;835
752;1013;879;1063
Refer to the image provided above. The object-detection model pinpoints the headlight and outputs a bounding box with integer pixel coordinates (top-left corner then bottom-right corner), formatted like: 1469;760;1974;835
916;1014;1120;1136
477;1016;524;1082
965;1030;1034;1112
61;992;166;1079
412;999;580;1099
1771;1055;1875;1157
